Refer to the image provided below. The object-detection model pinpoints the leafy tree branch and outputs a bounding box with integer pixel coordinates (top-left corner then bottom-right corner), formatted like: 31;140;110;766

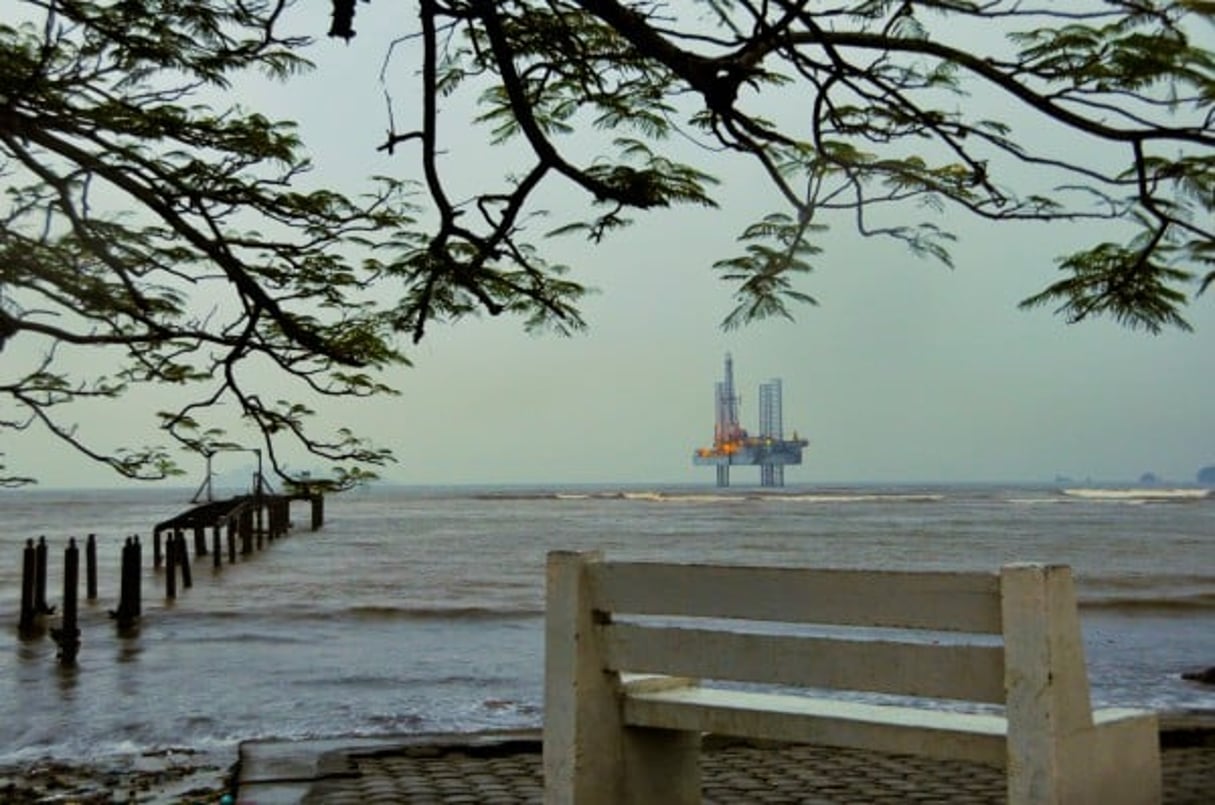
1;1;422;486
349;0;1211;332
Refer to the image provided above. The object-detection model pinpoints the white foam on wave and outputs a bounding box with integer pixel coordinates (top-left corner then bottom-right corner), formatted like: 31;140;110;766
1061;488;1211;502
774;493;946;504
620;491;667;502
619;492;748;503
613;492;948;504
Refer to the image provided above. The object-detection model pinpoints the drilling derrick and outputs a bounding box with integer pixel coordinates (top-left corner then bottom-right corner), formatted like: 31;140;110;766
715;353;745;445
693;354;809;487
758;379;784;487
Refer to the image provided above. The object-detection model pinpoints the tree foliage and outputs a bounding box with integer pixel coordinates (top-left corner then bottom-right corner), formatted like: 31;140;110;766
347;0;1211;336
0;1;423;487
2;0;1212;486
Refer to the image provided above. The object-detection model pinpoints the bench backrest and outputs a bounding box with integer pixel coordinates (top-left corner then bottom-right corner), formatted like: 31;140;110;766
547;551;1096;729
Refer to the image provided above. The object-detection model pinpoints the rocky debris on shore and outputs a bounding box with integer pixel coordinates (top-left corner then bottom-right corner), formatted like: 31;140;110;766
0;748;231;804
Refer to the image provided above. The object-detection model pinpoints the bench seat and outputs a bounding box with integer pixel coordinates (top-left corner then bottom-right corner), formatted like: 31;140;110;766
625;683;1008;765
624;681;1156;769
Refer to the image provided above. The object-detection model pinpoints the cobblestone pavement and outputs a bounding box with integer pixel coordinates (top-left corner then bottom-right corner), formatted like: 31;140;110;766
290;727;1214;804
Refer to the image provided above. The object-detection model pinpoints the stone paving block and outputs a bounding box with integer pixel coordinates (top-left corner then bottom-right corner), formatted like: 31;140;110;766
274;724;1215;804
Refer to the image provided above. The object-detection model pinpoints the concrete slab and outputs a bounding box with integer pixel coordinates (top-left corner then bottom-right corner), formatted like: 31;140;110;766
236;730;541;804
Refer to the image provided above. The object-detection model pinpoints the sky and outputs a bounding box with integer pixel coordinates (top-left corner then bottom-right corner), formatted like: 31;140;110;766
5;3;1214;489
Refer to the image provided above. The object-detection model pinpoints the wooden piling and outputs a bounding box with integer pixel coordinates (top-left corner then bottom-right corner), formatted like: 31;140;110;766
114;536;139;629
132;536;142;617
212;526;221;569
86;534;97;601
56;538;81;664
227;519;236;564
116;538;130;625
35;535;52;614
153;530;163;569
311;494;324;530
165;533;178;599
240;508;253;555
177;531;192;589
194;525;207;558
19;538;36;636
277;499;290;537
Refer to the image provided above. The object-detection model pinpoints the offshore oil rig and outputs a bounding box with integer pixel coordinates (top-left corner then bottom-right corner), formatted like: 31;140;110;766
693;353;809;487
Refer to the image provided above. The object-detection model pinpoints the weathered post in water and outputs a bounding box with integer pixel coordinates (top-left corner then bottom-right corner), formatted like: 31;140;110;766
212;526;222;569
115;538;129;625
34;535;54;614
194;525;207;558
227;519;237;564
177;531;192;589
113;536;139;629
255;494;265;547
267;499;277;540
132;536;142;617
86;534;97;601
54;538;81;664
153;530;163;569
165;532;178;599
311;494;324;531
117;538;130;621
276;499;290;538
239;507;253;555
19;539;36;636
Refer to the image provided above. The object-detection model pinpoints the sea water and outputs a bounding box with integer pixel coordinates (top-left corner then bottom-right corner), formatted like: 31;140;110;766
1;483;1212;771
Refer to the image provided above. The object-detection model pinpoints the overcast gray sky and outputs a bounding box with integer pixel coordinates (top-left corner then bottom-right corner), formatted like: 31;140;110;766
8;3;1214;488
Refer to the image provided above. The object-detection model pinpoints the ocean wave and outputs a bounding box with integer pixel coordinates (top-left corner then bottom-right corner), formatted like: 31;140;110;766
0;733;238;769
342;604;542;622
770;493;946;504
209;604;542;623
1061;488;1211;503
1085;573;1214;591
477;489;949;504
159;603;542;627
623;492;756;503
473;491;569;501
182;631;316;645
1080;590;1215;613
579;490;946;504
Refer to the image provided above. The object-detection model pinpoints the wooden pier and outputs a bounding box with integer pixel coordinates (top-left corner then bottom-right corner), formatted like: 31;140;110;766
16;486;325;664
152;490;321;565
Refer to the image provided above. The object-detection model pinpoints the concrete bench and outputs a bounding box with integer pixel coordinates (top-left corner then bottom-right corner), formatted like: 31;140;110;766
542;551;1161;804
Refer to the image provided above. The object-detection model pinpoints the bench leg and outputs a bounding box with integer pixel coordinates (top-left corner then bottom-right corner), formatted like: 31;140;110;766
544;552;704;804
544;551;624;805
1002;564;1161;805
1059;715;1161;805
623;727;701;805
